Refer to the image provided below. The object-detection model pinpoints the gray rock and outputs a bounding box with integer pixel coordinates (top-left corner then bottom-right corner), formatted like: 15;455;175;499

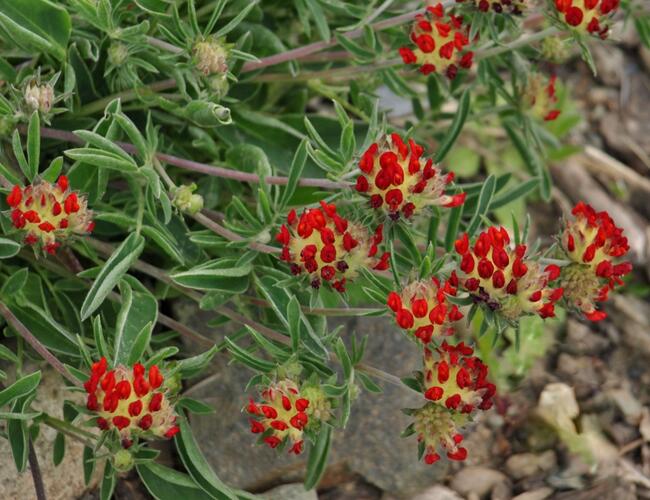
0;367;99;500
183;312;448;495
512;487;554;500
556;354;603;400
449;466;509;498
564;320;609;355
504;451;557;480
591;44;624;87
259;483;317;500
412;485;463;500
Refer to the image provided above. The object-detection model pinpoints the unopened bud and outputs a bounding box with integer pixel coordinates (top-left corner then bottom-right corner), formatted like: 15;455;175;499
193;37;229;76
540;37;570;64
24;82;54;114
108;43;129;66
208;73;230;100
172;183;204;215
184;100;231;126
113;449;135;472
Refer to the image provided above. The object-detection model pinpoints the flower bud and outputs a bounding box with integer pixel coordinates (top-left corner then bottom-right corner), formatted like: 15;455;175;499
171;183;204;215
453;227;563;320
275;201;390;293
24;82;54;114
399;3;474;80
387;278;463;344
246;379;312;455
184;100;231;126
355;134;465;220
108;43;129;66
83;357;179;447
193;37;229;76
523;73;562;122
113;449;135;472
5;176;94;255
540;36;571;64
208;73;230;100
300;385;332;424
557;202;631;321
411;341;495;464
552;0;619;39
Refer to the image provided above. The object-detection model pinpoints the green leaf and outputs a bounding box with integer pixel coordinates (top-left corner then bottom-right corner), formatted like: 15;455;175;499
83;446;95;485
114;281;157;365
287;296;301;352
466;174;496;236
100;460;116;500
214;1;258;38
53;432;65;466
64;148;139;173
503;123;551;201
279;139;308;209
224;337;276;372
0;0;71;61
0;371;41;408
170;262;252;292
137;462;207;500
26;112;40;180
175;417;237;500
0;238;21;259
176;398;215;415
489;178;539;210
80;233;145;320
8;395;30;472
176;346;219;379
434;89;470;163
304;425;332;489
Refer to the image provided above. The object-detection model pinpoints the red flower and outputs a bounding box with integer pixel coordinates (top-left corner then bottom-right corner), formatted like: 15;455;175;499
552;0;618;39
246;380;310;454
355;134;465;220
412;341;495;465
5;175;94;255
275;201;390;292
387;278;462;344
454;227;563;320
557;202;631;321
83;358;178;447
399;3;474;79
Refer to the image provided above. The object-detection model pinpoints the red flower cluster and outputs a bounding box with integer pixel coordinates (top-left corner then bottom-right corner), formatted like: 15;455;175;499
414;341;495;464
387;278;463;344
524;73;561;122
457;0;526;15
553;0;619;39
454;227;563;320
558;202;632;321
276;201;390;292
84;357;179;447
247;380;310;454
5;175;94;254
399;3;474;79
355;134;466;220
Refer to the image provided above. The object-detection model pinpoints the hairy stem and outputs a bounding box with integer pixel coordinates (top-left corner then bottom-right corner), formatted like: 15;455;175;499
29;126;350;190
28;439;47;500
0;301;81;387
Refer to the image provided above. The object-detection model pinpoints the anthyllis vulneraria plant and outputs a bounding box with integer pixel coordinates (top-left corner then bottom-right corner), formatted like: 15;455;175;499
355;133;466;220
555;202;632;321
0;0;646;498
5;175;94;254
399;3;474;79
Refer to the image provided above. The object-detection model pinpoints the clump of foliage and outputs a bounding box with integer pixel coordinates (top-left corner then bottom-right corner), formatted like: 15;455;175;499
0;0;648;498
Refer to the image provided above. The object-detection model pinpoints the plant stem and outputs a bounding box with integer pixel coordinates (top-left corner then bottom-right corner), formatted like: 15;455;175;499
145;36;184;54
28;439;47;500
30;126;350;190
0;300;81;387
40;414;97;448
192;211;279;254
475;26;560;60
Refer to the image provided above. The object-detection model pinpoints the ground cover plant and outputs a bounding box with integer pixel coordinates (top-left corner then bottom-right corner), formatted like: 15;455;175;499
0;0;649;498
